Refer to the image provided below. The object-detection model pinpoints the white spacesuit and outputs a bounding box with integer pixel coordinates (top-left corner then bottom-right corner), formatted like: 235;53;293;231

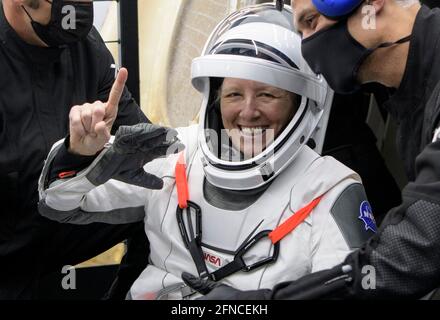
38;4;376;300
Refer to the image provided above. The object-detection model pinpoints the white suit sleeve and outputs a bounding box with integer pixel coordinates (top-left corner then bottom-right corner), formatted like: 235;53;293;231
38;126;196;225
38;139;156;225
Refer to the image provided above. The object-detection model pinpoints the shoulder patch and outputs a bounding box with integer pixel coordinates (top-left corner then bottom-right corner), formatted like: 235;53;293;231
359;201;377;233
331;183;377;249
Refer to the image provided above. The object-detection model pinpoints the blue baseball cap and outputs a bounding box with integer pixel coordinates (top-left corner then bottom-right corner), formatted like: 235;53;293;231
312;0;364;19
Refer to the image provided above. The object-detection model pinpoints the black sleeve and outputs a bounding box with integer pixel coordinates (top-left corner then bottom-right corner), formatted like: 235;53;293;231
339;138;440;299
48;138;96;184
352;138;440;298
94;29;150;133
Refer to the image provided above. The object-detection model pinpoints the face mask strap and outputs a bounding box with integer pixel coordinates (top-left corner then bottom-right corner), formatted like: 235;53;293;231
352;36;411;93
301;18;346;44
21;0;54;23
375;35;412;50
21;5;35;22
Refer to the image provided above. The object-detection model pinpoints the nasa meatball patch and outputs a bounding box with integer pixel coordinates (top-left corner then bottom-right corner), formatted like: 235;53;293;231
359;201;377;233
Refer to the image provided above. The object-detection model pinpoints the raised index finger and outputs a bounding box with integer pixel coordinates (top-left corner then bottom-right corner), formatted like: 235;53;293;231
106;67;128;116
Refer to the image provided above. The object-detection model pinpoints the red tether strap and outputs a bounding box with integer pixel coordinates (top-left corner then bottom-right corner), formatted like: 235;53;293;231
58;171;77;179
269;196;323;244
175;152;189;209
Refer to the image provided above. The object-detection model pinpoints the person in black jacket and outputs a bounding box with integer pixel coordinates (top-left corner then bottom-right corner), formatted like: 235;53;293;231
183;0;440;299
0;0;149;299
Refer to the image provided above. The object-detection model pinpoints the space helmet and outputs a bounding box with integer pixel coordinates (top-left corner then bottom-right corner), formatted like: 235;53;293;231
191;3;333;190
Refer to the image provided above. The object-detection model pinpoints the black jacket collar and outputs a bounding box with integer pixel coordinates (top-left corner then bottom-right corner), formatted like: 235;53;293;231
383;5;440;120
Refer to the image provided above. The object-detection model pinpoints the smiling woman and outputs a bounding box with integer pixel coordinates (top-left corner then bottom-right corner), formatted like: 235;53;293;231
220;78;299;160
191;3;333;190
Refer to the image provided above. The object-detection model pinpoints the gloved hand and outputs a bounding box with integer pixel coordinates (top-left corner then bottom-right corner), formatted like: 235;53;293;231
183;261;354;300
270;263;353;300
182;272;272;300
87;123;184;189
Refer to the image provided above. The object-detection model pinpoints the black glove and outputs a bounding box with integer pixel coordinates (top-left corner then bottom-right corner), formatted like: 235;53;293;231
183;261;353;300
271;263;354;300
182;272;272;300
87;123;184;189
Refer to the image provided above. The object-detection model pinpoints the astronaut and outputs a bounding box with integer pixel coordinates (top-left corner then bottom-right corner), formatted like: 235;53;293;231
38;3;375;300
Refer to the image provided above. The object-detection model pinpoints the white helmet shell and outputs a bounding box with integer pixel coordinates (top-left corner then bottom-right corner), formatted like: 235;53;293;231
191;3;333;190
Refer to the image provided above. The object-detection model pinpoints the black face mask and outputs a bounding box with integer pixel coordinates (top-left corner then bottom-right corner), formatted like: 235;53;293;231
301;19;411;94
22;0;94;47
